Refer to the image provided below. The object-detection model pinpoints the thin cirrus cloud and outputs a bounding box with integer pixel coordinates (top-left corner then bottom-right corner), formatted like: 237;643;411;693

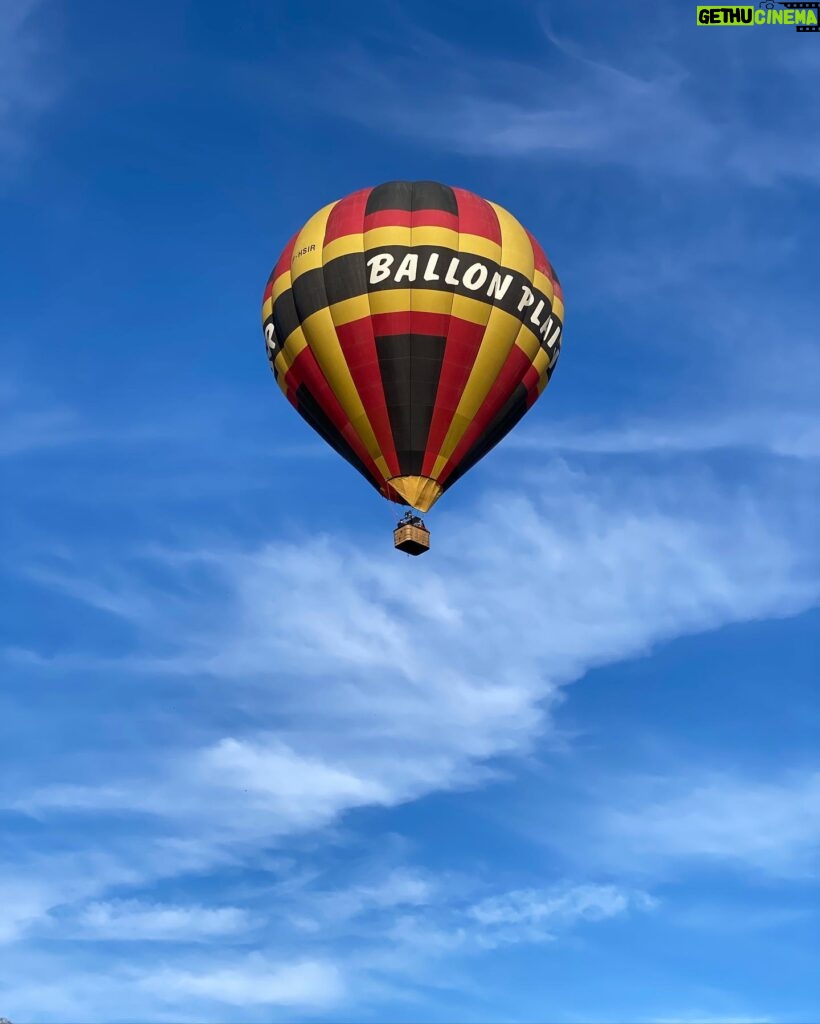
2;445;816;1020
381;882;655;957
73;900;255;942
596;770;820;877
314;25;820;185
0;954;346;1020
0;878;66;945
3;457;813;1016
383;882;660;953
8;460;817;866
510;411;820;460
0;0;57;163
317;37;715;172
0;378;86;457
467;882;657;929
134;882;653;1006
0;874;653;1019
137;957;345;1008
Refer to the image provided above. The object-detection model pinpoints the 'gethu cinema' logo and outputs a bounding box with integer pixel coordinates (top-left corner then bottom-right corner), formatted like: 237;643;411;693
697;3;820;29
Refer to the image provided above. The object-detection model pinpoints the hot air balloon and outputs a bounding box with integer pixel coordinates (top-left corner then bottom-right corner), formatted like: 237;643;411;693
261;181;564;554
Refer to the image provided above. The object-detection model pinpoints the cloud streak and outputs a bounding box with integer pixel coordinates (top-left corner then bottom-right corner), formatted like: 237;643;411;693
599;770;820;877
0;0;57;165
138;956;345;1009
313;24;820;185
511;411;820;459
0;377;85;457
74;899;255;942
0;872;653;1020
8;460;817;865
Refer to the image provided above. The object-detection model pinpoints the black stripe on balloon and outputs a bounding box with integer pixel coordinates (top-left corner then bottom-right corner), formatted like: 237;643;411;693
322;251;368;309
366;181;414;214
365;181;458;215
376;333;447;478
271;289;301;349
294;383;380;492
411;181;458;214
442;383;529;492
291;269;329;329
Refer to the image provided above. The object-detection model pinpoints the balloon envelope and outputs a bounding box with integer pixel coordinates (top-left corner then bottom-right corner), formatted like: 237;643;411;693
261;181;564;512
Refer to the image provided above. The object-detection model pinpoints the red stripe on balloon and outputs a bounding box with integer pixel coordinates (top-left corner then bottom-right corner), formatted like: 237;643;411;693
526;227;563;303
283;347;386;487
421;316;487;477
451;187;502;244
525;229;551;278
364;209;459;233
369;311;451;337
437;342;533;486
323;189;372;246
334;318;401;478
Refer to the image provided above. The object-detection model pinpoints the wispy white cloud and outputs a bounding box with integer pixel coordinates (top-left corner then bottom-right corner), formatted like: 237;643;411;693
0;0;57;164
0;371;326;464
138;955;345;1008
74;899;254;942
9;462;817;855
454;882;656;950
0;951;345;1021
468;882;656;929
354;880;655;966
296;867;437;931
511;411;820;459
0;877;60;944
3;447;816;1019
318;33;713;175
10;879;643;1024
315;24;820;185
0;461;812;1017
599;770;820;877
0;848;759;1019
18;737;393;841
0;377;85;457
0;849;147;944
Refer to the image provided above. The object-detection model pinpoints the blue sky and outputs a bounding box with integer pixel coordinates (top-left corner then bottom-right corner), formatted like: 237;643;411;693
1;0;819;1020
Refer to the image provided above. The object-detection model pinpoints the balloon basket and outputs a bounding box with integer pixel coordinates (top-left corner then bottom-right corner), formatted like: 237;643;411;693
393;515;430;556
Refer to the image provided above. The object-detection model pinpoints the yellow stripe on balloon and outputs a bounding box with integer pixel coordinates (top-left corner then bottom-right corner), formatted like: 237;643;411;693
431;202;535;472
290;202;389;478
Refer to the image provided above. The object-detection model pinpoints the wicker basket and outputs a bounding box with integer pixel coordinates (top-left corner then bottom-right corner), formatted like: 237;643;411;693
393;524;430;556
